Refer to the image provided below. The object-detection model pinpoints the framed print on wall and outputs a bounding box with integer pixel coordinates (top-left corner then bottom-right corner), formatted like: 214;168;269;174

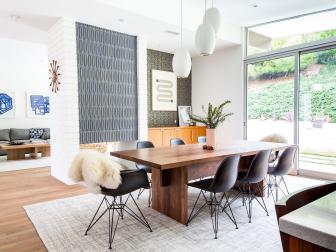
152;69;177;111
26;91;50;118
178;106;192;126
0;90;15;119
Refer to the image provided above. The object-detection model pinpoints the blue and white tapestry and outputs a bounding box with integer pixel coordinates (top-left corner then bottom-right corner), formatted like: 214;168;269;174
26;92;50;117
0;91;15;118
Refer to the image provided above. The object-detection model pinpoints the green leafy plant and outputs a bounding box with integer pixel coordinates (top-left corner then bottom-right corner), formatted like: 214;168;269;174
190;101;233;129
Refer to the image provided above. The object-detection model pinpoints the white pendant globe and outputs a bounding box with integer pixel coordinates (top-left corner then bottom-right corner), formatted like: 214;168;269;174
203;7;221;34
195;23;216;56
172;48;192;78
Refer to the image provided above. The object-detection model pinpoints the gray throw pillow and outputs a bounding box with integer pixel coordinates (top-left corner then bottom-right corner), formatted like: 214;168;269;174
0;129;10;141
42;128;50;140
10;128;30;140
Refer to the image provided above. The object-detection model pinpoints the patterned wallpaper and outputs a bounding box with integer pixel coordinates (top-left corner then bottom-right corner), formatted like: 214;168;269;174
147;49;191;127
76;22;138;143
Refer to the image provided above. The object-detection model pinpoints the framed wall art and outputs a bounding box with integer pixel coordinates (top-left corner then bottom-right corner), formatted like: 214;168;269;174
0;90;15;119
26;91;50;118
152;70;177;111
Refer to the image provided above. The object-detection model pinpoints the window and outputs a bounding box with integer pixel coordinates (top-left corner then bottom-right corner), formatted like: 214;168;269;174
247;9;336;56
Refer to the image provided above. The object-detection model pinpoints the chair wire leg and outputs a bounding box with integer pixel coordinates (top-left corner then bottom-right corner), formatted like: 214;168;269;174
257;184;269;216
210;193;219;239
108;199;121;250
85;196;108;235
281;176;290;194
274;176;279;201
125;194;153;232
248;183;252;223
137;188;144;200
223;193;238;229
187;190;202;225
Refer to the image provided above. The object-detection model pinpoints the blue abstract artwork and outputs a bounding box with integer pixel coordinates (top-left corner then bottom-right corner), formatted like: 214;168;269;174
0;93;13;115
30;95;50;115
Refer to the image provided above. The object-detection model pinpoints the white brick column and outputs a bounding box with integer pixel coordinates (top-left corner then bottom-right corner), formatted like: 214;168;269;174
48;18;79;184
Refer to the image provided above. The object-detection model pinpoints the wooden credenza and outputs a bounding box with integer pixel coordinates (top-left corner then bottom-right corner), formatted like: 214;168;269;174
148;126;206;147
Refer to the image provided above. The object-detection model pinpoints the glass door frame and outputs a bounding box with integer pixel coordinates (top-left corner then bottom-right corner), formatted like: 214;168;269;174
243;33;336;179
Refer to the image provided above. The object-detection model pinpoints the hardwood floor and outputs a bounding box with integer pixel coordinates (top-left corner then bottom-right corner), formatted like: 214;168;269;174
0;167;87;252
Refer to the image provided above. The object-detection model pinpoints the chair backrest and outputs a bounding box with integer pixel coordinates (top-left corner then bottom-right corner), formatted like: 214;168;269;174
136;141;154;170
209;155;240;193
198;136;206;143
137;141;154;149
244;150;271;183
170;138;185;146
274;146;297;176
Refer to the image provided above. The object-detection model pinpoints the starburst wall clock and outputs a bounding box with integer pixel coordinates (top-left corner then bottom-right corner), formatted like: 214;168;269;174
49;60;61;93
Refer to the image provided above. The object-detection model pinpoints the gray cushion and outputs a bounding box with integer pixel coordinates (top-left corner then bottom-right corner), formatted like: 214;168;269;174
42;128;50;140
0;129;10;141
10;128;30;141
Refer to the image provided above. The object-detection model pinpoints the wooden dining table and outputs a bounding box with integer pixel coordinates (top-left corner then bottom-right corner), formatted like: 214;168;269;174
110;140;290;225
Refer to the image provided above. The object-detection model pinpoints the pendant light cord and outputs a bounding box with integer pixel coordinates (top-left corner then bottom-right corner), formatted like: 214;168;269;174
180;0;183;48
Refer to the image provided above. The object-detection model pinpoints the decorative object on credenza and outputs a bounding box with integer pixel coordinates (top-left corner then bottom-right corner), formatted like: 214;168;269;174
190;101;233;149
178;106;192;126
152;70;177;111
26;92;50;117
172;0;191;78
0;91;15;119
49;60;61;93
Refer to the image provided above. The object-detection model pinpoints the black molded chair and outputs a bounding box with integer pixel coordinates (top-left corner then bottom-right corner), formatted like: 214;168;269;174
85;169;152;250
266;146;297;201
236;150;271;223
170;138;185;146
136;141;154;206
187;155;240;239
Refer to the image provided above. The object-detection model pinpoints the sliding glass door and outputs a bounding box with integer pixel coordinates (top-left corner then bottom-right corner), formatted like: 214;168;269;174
299;48;336;176
245;48;336;179
246;56;295;144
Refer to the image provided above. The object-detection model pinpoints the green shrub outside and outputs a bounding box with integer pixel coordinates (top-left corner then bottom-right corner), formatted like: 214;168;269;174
248;65;336;122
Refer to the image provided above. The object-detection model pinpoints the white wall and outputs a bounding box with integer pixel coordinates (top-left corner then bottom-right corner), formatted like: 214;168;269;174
0;38;50;129
48;18;79;184
192;45;244;141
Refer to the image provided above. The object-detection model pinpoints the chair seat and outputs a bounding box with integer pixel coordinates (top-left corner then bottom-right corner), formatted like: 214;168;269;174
188;178;213;191
101;169;150;197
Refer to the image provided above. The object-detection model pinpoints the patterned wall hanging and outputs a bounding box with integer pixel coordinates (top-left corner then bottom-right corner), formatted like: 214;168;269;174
49;60;61;93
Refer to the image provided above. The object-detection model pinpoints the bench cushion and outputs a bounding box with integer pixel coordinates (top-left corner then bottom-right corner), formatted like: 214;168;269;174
0;129;10;141
10;128;30;140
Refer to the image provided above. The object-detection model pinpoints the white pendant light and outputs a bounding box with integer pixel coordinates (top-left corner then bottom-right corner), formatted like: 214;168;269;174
195;0;216;56
172;0;191;78
203;7;221;35
195;23;216;56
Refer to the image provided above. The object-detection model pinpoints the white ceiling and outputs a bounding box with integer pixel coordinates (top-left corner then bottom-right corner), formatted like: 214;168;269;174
0;0;335;55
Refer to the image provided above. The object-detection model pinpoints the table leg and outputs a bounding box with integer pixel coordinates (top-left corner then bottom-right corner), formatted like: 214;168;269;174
151;167;188;224
7;149;26;160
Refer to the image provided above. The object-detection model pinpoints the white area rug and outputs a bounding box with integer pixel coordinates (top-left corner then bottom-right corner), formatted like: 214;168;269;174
0;156;51;172
24;188;283;252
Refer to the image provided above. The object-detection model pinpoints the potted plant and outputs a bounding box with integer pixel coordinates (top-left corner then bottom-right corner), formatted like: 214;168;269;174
190;101;233;149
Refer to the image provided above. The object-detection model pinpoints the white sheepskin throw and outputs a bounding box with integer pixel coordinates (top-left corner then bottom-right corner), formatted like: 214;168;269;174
260;133;288;143
69;150;125;194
